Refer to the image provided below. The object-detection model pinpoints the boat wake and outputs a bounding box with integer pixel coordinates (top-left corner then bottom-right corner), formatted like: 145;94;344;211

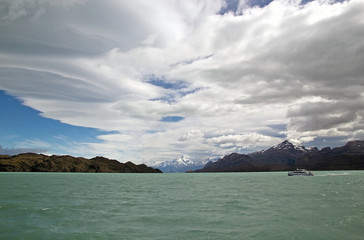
316;172;351;177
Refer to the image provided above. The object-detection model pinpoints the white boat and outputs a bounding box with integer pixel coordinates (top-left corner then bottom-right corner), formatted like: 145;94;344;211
288;168;314;176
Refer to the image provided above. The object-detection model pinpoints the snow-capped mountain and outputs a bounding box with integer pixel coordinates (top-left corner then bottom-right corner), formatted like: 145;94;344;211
198;140;321;172
154;140;364;173
248;140;317;165
151;155;208;173
268;140;311;152
250;140;306;155
158;155;193;168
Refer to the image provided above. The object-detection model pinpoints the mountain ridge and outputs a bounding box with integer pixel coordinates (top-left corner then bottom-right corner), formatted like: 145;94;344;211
196;140;364;172
0;153;162;173
150;155;207;173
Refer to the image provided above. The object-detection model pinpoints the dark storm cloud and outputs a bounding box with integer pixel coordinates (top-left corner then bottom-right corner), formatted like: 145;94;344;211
288;101;363;132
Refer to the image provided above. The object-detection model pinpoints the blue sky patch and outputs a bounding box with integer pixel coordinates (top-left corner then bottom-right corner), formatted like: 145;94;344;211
219;0;274;14
160;116;185;122
147;76;186;90
0;90;108;154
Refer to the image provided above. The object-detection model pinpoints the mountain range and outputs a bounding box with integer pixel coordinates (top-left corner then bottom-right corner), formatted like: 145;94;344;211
2;140;363;173
0;153;162;173
150;155;208;173
196;140;364;172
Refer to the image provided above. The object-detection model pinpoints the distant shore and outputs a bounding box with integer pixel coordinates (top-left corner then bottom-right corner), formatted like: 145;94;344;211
0;153;162;173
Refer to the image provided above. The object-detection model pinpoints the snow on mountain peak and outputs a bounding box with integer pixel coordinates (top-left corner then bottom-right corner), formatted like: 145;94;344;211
153;155;194;168
272;140;308;152
150;155;208;172
175;155;193;166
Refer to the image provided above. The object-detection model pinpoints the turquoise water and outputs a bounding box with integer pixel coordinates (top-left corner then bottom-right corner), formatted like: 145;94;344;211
1;171;363;240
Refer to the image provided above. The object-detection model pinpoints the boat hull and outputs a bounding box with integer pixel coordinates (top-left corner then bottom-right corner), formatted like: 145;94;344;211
288;172;314;176
288;169;314;176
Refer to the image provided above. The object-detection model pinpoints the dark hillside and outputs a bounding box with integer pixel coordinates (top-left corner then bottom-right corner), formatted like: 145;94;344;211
196;140;364;172
0;153;162;173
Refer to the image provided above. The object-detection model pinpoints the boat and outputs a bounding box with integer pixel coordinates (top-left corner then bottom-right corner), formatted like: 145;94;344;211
288;168;314;176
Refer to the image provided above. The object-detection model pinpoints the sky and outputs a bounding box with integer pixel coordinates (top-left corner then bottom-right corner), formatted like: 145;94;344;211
0;0;363;164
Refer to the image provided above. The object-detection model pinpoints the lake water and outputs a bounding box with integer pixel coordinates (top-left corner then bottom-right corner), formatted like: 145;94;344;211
1;171;363;240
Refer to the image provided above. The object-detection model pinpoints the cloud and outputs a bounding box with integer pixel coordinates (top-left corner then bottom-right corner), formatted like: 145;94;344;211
205;133;280;150
1;0;363;163
178;130;205;142
0;145;47;156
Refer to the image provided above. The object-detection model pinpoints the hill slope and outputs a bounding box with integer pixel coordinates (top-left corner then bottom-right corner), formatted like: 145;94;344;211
296;141;364;170
0;153;162;173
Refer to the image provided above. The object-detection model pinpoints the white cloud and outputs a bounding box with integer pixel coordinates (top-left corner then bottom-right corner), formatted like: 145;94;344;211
1;0;364;163
15;138;51;150
0;145;47;155
178;130;204;142
205;133;281;149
